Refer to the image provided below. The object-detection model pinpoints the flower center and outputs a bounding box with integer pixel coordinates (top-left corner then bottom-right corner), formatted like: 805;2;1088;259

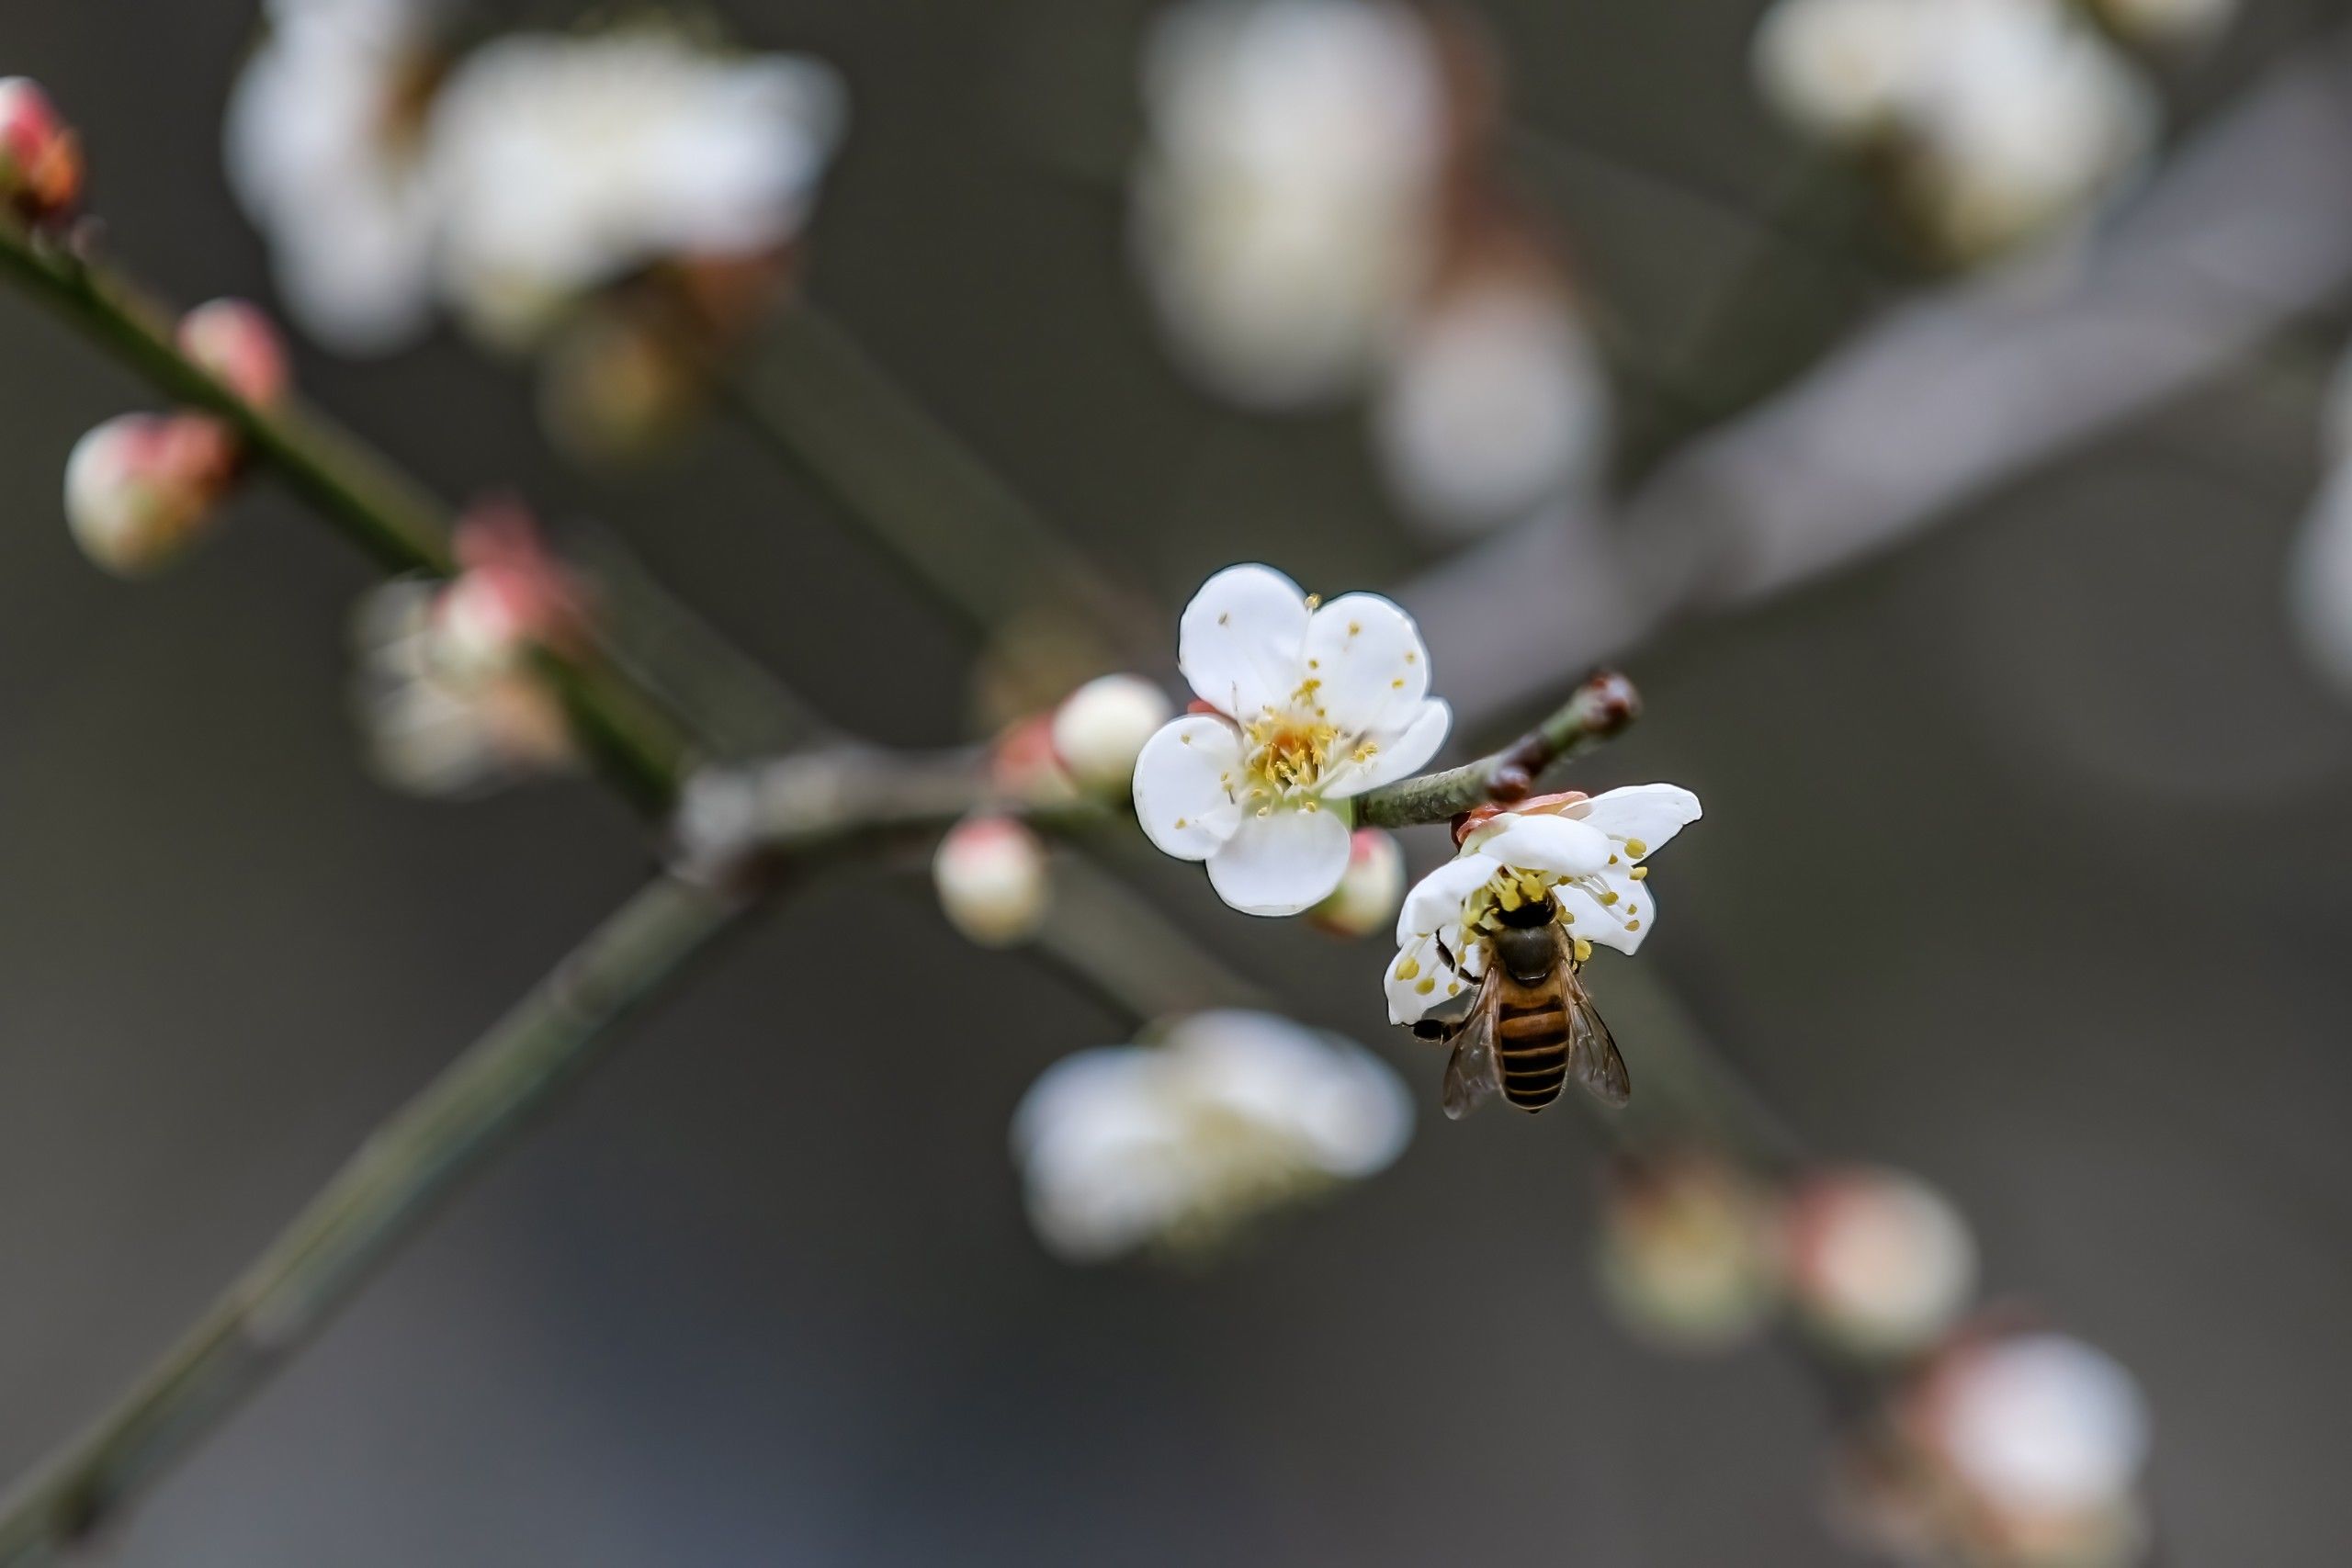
1241;710;1340;799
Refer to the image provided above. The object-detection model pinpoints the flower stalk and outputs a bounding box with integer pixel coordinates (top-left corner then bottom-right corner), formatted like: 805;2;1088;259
1353;668;1641;829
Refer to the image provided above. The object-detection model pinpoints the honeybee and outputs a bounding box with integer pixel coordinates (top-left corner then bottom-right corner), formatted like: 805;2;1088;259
1411;897;1628;1118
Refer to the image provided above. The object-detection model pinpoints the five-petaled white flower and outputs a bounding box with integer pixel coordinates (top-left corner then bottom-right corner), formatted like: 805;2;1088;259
1011;1010;1413;1263
1133;565;1451;916
1385;785;1701;1026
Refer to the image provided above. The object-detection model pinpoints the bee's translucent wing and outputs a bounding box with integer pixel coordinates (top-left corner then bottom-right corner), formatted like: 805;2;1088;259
1566;985;1631;1108
1441;999;1502;1121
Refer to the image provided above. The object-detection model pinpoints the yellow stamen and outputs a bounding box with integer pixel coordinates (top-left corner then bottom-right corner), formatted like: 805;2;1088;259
1305;592;1322;610
1415;977;1435;995
1630;866;1648;880
1624;838;1648;858
1624;919;1640;932
1598;890;1620;907
1573;938;1593;964
1395;955;1420;981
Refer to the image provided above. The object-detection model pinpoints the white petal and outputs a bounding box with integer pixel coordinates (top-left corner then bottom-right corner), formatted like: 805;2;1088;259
1132;716;1245;861
1385;932;1465;1025
1479;814;1612;876
1330;697;1451;796
1568;784;1702;858
1204;805;1352;916
1396;852;1498;944
1555;872;1653;954
1299;592;1431;732
1178;563;1311;718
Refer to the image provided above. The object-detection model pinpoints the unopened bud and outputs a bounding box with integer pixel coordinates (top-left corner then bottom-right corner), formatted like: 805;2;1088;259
1783;1166;1976;1358
0;79;83;225
1309;829;1404;938
63;413;236;575
1051;673;1173;794
1596;1151;1782;1352
991;714;1080;805
934;815;1050;946
177;299;290;409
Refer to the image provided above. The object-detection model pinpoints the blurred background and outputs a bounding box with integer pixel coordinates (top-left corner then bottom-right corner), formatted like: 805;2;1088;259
6;0;2352;1561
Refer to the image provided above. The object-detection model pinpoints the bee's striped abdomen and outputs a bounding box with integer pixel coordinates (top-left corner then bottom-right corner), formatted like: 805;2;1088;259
1495;999;1571;1111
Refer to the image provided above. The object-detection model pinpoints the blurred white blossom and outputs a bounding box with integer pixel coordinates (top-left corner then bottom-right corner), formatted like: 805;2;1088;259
1133;565;1449;916
1385;786;1701;1027
229;10;846;355
1782;1165;1977;1358
226;0;451;353
1755;0;2156;261
1372;268;1612;536
1132;0;1445;408
426;29;845;347
1905;1331;2153;1563
1012;1010;1412;1262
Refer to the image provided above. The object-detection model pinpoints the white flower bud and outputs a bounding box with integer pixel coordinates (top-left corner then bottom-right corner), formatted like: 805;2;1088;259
933;815;1050;946
1917;1333;2151;1528
177;299;291;409
1051;673;1173;794
1783;1166;1976;1358
1308;829;1404;938
63;414;234;576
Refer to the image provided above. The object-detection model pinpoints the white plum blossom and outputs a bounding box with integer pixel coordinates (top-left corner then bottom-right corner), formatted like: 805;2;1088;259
1373;271;1613;536
1011;1010;1413;1262
1385;785;1702;1027
1753;0;2155;261
225;0;449;353
1132;0;1446;408
1909;1335;2154;1532
425;29;846;347
351;578;577;796
1132;565;1451;916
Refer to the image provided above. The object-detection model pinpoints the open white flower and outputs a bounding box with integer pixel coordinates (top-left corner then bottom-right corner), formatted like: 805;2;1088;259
425;28;846;347
225;0;449;353
1011;1010;1413;1262
1132;565;1451;916
1385;784;1701;1026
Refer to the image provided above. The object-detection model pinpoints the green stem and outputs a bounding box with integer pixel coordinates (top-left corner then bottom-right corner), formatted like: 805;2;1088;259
0;873;752;1564
0;220;697;811
1354;670;1641;829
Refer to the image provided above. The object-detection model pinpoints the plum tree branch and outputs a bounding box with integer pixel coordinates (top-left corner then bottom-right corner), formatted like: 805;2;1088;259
0;220;696;813
1354;670;1641;829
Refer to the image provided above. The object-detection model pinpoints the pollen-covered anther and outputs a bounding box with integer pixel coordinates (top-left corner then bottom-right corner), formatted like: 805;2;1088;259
1598;889;1621;906
1630;866;1649;880
1624;838;1648;857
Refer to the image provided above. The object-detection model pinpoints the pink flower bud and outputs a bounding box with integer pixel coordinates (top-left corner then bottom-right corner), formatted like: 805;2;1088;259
63;413;236;575
933;815;1050;947
1782;1166;1976;1359
177;299;290;409
429;503;587;673
1050;672;1172;793
989;715;1080;805
1308;829;1405;938
0;78;83;225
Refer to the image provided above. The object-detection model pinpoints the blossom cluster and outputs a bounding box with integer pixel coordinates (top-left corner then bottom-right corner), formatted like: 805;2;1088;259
226;0;843;452
1753;0;2183;263
1597;1151;2151;1563
1132;0;1611;537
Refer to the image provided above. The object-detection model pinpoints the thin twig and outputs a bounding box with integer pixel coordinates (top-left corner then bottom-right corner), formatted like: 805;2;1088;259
0;872;754;1564
1353;670;1641;829
0;220;697;813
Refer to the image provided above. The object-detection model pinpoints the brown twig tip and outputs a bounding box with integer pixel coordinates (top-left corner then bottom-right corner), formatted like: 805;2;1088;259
1579;669;1642;733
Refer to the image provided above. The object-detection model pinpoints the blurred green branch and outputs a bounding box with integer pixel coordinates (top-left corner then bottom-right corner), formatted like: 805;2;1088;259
0;220;695;814
0;871;751;1565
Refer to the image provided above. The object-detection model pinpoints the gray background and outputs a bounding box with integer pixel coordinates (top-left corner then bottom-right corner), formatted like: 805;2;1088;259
4;0;2351;1562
